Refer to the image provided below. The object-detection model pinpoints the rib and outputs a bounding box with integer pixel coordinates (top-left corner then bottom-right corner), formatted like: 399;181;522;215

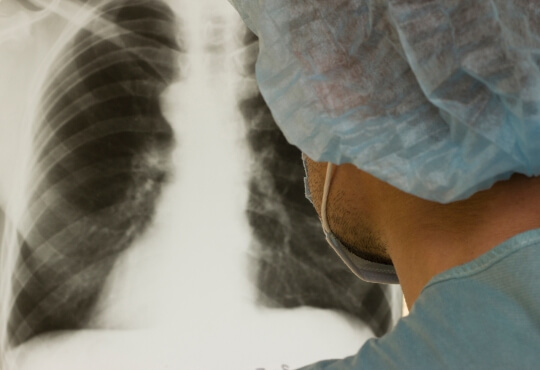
7;0;181;347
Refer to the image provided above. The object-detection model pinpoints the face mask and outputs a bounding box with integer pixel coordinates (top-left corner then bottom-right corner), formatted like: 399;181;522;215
302;155;399;284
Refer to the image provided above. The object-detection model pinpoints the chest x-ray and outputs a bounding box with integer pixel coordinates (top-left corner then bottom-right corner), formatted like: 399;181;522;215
0;1;402;369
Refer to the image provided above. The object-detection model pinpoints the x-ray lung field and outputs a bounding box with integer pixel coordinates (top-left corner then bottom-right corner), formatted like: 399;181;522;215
0;1;402;369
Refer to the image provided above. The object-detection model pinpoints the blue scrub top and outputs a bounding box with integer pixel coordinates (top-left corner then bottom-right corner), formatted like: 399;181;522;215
298;228;540;369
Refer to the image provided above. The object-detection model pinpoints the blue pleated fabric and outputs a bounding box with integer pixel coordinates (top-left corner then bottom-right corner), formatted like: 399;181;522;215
229;0;540;202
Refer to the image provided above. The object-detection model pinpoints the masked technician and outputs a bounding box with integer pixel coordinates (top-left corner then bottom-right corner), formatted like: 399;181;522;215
229;1;540;369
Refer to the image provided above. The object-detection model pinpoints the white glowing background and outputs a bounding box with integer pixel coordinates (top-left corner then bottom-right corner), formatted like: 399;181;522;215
0;0;401;369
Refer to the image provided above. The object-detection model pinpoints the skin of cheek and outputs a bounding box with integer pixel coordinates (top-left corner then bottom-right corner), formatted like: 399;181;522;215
303;155;412;257
303;155;384;240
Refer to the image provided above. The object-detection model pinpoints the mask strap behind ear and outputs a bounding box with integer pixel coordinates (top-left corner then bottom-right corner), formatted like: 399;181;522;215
319;162;376;280
321;162;334;233
316;161;400;284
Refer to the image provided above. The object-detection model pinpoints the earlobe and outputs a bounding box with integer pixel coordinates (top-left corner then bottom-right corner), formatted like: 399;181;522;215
320;163;335;234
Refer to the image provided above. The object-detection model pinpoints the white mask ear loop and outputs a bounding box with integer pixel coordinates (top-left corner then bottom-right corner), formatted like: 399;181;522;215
318;162;400;284
319;162;364;276
321;162;334;234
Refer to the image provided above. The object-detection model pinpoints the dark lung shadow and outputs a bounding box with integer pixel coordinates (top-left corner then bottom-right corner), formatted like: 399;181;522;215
238;30;393;337
7;0;181;348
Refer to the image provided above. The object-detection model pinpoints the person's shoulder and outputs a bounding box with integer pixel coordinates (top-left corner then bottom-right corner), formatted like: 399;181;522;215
359;229;540;369
298;230;540;370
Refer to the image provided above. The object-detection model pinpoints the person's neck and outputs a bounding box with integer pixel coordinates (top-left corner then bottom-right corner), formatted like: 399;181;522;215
387;174;540;310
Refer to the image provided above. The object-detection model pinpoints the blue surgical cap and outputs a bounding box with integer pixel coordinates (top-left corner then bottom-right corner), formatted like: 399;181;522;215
229;0;540;203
